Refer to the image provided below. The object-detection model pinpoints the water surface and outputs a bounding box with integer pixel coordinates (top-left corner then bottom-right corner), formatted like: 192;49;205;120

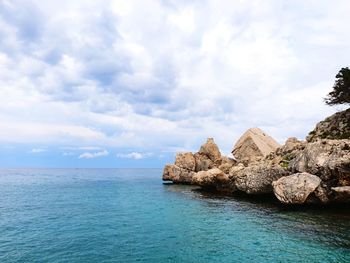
0;169;349;262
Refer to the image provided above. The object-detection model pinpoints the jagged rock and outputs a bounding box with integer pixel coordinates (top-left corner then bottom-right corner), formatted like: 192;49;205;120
199;138;221;164
193;168;233;192
273;137;306;169
277;137;305;154
331;186;350;203
307;108;350;142
232;127;280;164
162;164;195;184
218;156;237;174
194;152;214;172
175;152;196;171
289;139;350;186
272;173;321;204
229;161;289;194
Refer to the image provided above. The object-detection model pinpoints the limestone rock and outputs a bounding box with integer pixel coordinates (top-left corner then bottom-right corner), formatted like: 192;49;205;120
273;137;306;169
218;156;237;174
199;138;221;164
289;139;350;185
229;161;289;194
175;152;196;171
193;168;233;192
307;108;350;142
277;137;305;154
162;164;195;184
194;152;214;172
272;173;321;204
232;128;280;164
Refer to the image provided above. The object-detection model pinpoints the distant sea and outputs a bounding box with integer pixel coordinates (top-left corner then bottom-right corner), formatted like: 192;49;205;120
0;168;349;262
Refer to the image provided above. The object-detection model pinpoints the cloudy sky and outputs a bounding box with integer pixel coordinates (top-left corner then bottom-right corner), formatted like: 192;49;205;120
0;0;349;168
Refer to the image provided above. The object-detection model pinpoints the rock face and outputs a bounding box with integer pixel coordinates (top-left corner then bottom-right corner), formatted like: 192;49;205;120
232;128;280;164
272;173;321;204
307;108;350;142
289;140;350;186
194;153;214;172
199;138;221;164
162;164;195;184
331;186;350;202
230;161;289;194
193;168;232;192
175;152;196;171
218;156;237;174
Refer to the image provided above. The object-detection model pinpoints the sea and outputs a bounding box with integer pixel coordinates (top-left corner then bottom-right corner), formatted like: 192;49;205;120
0;168;349;262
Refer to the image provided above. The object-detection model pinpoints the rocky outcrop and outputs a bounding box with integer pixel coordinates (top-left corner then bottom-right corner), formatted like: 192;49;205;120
272;173;321;204
289;139;350;187
230;161;289;194
193;168;233;192
232;127;279;164
175;152;196;171
307;108;350;142
199;138;222;165
162;164;195;184
163;138;225;183
162;111;350;205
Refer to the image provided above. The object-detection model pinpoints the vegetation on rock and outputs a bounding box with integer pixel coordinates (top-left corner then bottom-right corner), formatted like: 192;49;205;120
325;67;350;106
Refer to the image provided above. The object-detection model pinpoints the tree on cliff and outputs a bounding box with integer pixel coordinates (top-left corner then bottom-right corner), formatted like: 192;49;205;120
325;67;350;106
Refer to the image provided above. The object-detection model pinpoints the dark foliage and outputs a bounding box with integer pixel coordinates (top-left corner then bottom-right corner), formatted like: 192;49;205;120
325;67;350;106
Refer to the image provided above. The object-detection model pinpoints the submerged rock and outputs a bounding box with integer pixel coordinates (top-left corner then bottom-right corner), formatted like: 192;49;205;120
232;127;279;164
272;173;321;204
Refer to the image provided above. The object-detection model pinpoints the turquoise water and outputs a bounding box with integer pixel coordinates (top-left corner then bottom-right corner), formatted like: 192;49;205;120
0;169;349;262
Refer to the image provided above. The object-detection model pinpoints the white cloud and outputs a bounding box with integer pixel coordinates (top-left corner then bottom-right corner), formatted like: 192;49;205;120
0;0;349;159
29;148;46;153
117;152;153;160
78;150;109;159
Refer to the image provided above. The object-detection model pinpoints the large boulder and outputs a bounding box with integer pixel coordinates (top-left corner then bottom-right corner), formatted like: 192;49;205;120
307;108;350;142
175;152;196;171
289;139;350;186
162;164;195;184
232;127;280;164
192;168;233;192
229;161;289;194
272;173;321;204
198;138;221;164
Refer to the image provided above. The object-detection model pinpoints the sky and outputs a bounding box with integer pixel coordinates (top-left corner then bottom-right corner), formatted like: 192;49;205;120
0;0;349;168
